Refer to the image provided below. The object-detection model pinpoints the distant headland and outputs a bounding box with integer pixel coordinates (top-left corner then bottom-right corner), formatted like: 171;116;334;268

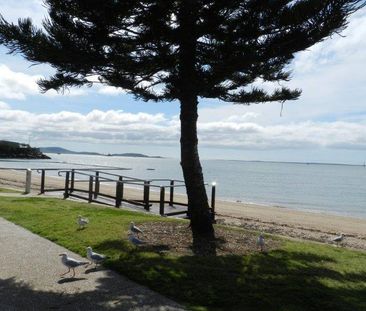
39;147;162;158
0;140;50;159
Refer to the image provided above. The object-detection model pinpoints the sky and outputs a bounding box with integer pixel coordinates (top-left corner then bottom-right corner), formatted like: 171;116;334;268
0;1;365;164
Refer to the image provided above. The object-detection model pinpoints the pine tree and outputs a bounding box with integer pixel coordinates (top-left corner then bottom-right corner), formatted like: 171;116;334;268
0;0;364;249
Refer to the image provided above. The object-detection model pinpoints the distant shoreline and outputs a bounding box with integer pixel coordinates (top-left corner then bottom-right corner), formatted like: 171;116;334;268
40;147;162;158
40;147;365;166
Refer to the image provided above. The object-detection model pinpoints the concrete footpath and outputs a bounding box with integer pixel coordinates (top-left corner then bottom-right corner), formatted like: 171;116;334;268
0;217;186;311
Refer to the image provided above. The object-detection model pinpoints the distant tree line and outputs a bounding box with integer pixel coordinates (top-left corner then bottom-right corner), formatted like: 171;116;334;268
0;140;50;159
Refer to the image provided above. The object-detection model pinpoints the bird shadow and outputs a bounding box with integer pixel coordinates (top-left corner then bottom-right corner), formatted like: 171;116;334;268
57;277;87;284
138;244;171;253
85;267;104;274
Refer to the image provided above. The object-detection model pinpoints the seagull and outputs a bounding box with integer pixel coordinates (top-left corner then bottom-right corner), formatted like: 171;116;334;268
332;233;345;246
128;233;146;246
129;222;143;236
59;253;89;277
256;234;265;252
86;246;106;269
77;215;89;229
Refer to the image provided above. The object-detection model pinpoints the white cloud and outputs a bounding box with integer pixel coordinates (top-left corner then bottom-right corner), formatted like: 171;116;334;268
85;110;166;124
0;64;89;99
196;9;366;126
0;101;10;109
0;64;41;100
225;112;259;122
97;86;126;96
1;106;366;151
197;120;366;149
293;9;366;74
0;0;46;26
43;88;88;97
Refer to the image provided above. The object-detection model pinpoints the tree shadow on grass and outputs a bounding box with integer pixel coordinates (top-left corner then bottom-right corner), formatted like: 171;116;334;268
0;272;183;311
95;239;366;311
98;238;171;254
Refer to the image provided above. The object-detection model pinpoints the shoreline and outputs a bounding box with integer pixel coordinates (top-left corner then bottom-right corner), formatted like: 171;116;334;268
215;199;366;249
217;196;366;221
1;169;365;250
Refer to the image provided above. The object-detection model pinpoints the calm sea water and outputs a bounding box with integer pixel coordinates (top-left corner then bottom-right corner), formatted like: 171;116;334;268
1;154;365;219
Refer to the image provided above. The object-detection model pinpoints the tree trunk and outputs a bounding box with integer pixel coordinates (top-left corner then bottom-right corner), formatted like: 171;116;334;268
180;97;216;256
177;1;215;255
180;97;215;239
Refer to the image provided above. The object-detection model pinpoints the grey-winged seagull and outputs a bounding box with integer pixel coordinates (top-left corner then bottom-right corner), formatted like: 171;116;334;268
256;234;265;252
128;233;146;246
86;246;106;269
59;253;89;277
77;215;89;229
332;233;345;246
129;221;143;236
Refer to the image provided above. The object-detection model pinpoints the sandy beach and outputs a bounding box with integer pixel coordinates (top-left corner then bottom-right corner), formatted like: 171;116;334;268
1;169;365;250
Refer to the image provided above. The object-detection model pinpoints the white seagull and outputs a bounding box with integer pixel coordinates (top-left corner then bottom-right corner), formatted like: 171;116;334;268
86;246;106;269
59;253;89;277
128;233;146;246
256;234;265;252
77;215;89;229
129;222;143;236
332;233;345;246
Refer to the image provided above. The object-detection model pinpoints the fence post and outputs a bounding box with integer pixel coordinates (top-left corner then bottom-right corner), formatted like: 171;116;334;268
25;169;32;194
64;171;70;199
88;176;93;203
115;180;122;208
211;182;216;222
159;186;165;216
143;180;150;211
40;169;45;194
169;180;174;206
70;169;75;193
119;176;124;202
94;171;100;199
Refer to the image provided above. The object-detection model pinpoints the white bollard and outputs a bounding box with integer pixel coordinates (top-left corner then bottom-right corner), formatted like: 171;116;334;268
25;169;32;194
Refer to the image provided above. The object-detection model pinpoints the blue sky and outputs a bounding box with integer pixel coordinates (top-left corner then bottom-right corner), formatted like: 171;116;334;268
0;1;366;164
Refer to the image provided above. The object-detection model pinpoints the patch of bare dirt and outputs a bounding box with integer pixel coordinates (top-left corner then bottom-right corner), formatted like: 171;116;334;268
216;214;366;251
135;222;281;256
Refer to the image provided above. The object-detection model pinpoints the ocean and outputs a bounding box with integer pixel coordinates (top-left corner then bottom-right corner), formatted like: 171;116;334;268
1;154;365;219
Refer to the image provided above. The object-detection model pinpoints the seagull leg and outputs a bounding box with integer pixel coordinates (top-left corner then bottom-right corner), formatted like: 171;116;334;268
60;267;70;276
71;268;75;278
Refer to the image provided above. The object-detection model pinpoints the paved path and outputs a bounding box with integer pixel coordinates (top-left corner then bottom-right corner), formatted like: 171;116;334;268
0;217;186;311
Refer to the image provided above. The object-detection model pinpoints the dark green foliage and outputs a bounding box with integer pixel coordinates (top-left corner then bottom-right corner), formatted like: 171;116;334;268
0;140;50;159
0;0;363;103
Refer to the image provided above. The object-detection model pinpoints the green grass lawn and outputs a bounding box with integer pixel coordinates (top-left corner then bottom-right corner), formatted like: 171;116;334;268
0;196;365;311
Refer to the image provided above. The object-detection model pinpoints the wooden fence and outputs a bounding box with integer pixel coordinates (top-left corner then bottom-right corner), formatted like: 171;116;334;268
35;168;216;221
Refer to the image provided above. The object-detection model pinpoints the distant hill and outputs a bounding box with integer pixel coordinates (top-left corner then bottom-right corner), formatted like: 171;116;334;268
40;147;101;155
111;153;162;158
40;147;162;158
0;140;50;159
